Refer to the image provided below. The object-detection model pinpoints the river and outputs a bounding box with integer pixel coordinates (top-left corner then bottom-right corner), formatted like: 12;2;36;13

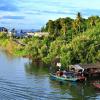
0;50;100;100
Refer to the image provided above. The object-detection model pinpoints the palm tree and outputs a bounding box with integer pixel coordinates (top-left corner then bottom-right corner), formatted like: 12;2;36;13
48;20;55;34
72;20;78;33
76;12;83;32
89;16;96;27
61;23;67;36
60;18;68;36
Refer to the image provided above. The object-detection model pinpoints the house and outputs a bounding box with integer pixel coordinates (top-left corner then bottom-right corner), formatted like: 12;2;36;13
79;63;100;77
69;63;100;78
0;27;8;33
79;63;100;69
7;31;12;37
34;32;49;37
26;32;34;36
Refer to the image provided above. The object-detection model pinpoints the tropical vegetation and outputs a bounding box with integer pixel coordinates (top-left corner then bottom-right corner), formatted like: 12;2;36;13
0;12;100;67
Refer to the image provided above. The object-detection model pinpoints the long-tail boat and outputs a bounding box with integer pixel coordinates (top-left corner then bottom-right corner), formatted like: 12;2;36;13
50;73;86;82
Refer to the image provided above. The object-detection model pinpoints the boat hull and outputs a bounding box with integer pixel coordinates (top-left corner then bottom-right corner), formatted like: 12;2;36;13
50;74;85;82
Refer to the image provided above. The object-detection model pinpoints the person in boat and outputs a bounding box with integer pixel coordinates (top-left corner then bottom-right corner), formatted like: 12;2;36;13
56;69;61;76
62;70;74;78
60;71;63;76
77;69;83;77
62;70;67;78
56;69;63;77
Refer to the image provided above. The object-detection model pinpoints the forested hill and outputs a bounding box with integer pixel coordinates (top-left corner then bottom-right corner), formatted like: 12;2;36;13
41;12;100;66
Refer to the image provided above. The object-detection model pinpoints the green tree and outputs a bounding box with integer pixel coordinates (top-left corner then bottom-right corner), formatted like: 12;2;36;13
76;12;83;32
47;20;55;34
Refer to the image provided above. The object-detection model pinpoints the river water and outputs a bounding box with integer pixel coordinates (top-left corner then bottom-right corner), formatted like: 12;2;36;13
0;50;100;100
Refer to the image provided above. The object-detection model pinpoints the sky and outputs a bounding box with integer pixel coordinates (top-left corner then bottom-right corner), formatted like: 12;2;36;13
0;0;100;30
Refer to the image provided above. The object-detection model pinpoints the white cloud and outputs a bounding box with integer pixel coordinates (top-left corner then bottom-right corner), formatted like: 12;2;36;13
0;0;100;29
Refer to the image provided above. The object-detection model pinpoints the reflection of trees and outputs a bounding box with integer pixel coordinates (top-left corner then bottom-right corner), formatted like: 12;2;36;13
68;82;95;100
24;61;98;99
0;49;16;61
50;81;97;100
24;61;49;75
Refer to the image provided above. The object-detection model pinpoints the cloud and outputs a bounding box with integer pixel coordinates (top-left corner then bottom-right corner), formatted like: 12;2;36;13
0;0;100;29
0;0;18;12
3;16;25;20
42;10;74;15
25;9;75;15
81;9;100;16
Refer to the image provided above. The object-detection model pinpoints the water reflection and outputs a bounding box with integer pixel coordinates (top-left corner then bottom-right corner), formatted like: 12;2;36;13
0;50;99;100
50;80;99;100
24;61;100;100
0;49;15;60
25;61;49;75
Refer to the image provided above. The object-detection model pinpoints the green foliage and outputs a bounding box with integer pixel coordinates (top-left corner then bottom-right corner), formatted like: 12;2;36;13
47;20;55;34
0;13;100;67
43;37;66;64
42;14;100;66
0;39;9;47
0;32;7;39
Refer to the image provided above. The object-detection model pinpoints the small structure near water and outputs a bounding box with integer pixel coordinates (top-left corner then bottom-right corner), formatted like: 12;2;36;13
69;65;84;73
69;63;100;78
80;63;100;78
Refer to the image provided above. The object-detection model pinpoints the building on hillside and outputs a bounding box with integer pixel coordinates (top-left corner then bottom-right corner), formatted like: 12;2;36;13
26;32;34;37
7;32;12;37
0;27;8;33
34;32;49;37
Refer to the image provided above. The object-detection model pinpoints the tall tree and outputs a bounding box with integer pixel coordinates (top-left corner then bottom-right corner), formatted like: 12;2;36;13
60;18;67;36
89;16;96;27
76;12;83;32
72;20;78;34
47;20;55;34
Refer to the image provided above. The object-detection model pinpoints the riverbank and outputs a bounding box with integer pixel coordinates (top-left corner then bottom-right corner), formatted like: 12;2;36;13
0;13;100;67
0;38;28;57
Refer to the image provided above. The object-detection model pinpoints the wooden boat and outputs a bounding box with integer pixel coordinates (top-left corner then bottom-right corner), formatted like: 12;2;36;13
93;80;100;89
50;73;86;82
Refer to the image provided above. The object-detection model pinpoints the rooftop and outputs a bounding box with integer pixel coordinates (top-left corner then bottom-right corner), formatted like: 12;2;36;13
79;63;100;69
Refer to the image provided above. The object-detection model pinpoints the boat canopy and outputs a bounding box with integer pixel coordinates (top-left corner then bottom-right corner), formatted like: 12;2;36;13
69;65;84;72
